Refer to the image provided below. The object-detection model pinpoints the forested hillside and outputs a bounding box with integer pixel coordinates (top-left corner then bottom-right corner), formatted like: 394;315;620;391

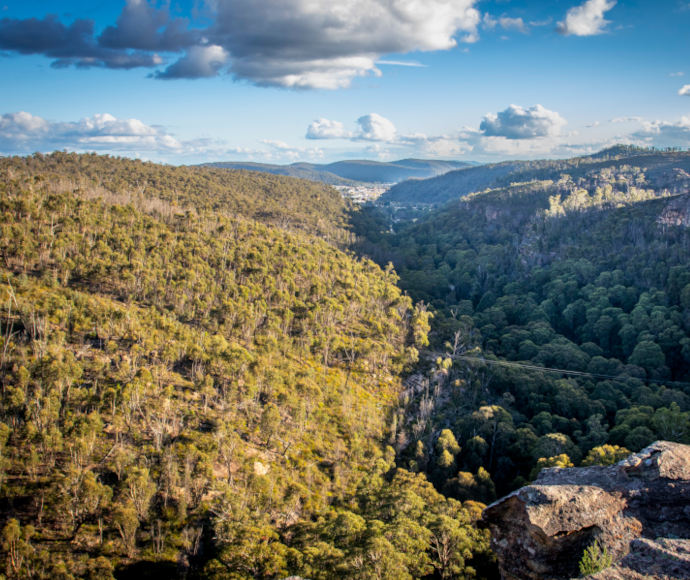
354;157;690;500
4;146;690;579
6;152;349;242
382;146;690;206
0;153;493;579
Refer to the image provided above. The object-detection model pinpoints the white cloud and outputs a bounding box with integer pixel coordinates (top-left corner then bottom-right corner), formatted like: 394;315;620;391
306;118;351;139
208;0;481;88
356;113;397;142
482;13;497;29
610;116;643;124
402;133;473;157
1;0;481;89
557;0;616;36
678;85;690;96
237;56;381;90
479;104;566;139
0;111;50;136
305;113;398;143
670;72;685;77
477;135;563;156
0;111;187;154
499;17;528;33
632;116;690;147
261;139;324;161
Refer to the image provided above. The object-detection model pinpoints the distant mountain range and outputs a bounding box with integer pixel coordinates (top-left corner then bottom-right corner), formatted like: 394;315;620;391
201;158;473;185
380;145;690;205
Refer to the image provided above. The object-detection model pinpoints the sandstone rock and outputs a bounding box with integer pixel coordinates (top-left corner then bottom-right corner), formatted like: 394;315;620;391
481;441;690;579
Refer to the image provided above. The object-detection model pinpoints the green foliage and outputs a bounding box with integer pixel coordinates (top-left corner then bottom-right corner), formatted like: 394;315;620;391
354;155;690;501
529;454;574;480
582;445;631;466
287;467;494;580
578;540;613;576
436;429;461;456
0;153;451;577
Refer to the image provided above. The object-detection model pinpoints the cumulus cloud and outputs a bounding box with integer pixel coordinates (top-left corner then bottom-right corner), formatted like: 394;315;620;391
1;0;482;88
479;104;567;139
679;85;690;96
0;14;161;69
0;111;186;154
99;0;196;51
306;118;351;139
557;0;616;36
208;0;480;88
632;116;690;147
306;113;398;142
356;113;397;141
300;107;615;161
155;45;228;79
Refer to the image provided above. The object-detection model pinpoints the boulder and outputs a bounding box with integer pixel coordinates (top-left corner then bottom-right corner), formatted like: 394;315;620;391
481;441;690;579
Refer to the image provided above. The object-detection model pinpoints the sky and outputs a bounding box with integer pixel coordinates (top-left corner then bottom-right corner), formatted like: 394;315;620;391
1;0;690;165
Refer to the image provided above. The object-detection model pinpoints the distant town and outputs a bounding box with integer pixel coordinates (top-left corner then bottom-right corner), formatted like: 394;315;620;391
334;183;393;203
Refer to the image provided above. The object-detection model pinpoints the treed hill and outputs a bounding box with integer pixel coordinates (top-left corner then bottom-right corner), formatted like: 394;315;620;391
353;165;690;504
4;152;349;242
381;146;690;205
204;158;472;185
0;153;493;579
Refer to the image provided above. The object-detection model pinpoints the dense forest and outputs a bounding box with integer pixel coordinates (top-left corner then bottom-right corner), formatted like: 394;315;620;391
0;153;492;579
353;151;690;500
2;147;690;579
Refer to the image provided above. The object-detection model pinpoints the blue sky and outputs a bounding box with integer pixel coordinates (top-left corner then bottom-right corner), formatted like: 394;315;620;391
1;0;689;164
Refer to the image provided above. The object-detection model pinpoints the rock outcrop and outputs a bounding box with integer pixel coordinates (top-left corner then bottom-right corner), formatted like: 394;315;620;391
481;441;690;579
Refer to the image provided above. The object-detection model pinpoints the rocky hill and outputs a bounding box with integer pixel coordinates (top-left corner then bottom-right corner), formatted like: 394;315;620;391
482;441;690;579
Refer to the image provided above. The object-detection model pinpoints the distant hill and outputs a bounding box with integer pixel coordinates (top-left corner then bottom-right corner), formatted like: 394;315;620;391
380;146;690;205
202;158;473;185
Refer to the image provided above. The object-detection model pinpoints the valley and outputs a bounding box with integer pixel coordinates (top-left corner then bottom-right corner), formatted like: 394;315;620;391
1;146;689;578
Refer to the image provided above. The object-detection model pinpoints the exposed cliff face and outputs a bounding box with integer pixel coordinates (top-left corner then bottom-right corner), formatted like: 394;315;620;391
481;442;690;579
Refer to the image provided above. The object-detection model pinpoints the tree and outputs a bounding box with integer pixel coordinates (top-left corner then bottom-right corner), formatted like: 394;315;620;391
582;445;630;466
259;402;281;447
530;454;573;480
123;467;156;521
628;340;665;374
2;519;35;579
113;503;139;557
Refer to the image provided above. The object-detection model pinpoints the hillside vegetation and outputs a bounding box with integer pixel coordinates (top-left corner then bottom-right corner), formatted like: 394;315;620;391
381;146;690;206
0;153;492;579
354;153;690;500
6;152;349;242
6;145;690;579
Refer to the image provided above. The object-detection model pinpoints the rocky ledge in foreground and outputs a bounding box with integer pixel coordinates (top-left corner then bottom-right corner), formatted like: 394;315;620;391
481;441;690;579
